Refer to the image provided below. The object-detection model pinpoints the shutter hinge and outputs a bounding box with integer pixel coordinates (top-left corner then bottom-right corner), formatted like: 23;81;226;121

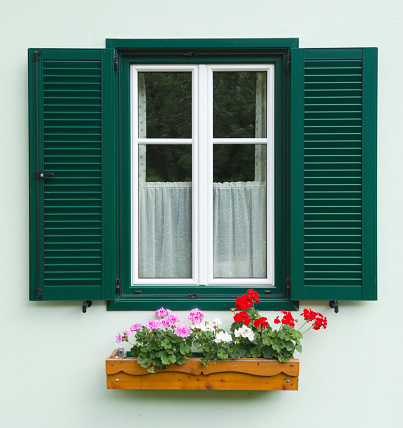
285;278;291;295
34;172;54;179
286;54;291;71
134;290;141;294
35;287;43;299
185;51;197;57
114;54;119;72
33;50;41;63
115;278;121;294
188;293;198;299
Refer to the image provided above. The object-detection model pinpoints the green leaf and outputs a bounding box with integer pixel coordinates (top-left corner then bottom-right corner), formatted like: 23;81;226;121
179;343;190;355
159;351;172;365
250;346;262;358
277;354;289;363
262;346;275;359
284;340;295;352
147;366;155;373
296;344;302;353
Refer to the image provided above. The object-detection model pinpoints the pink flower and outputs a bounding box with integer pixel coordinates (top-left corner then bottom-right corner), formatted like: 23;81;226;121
155;307;171;318
174;324;192;338
123;329;132;336
116;333;122;343
188;308;205;324
130;323;142;332
145;319;162;331
161;314;180;328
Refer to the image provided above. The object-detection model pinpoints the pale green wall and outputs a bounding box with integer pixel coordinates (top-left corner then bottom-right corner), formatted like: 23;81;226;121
0;1;402;427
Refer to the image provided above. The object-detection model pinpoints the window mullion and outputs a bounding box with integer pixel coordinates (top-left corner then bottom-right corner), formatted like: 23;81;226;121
198;65;208;285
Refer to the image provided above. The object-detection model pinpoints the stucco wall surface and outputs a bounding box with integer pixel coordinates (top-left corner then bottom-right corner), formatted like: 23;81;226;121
0;1;402;427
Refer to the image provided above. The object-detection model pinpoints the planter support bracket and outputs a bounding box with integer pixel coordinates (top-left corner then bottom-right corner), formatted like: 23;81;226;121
329;300;339;313
82;300;92;313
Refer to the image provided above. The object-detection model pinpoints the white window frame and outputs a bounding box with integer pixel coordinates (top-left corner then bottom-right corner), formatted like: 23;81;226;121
130;64;275;287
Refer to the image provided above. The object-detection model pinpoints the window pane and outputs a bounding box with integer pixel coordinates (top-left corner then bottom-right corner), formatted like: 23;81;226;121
138;72;192;139
213;144;267;278
213;71;267;138
138;145;192;278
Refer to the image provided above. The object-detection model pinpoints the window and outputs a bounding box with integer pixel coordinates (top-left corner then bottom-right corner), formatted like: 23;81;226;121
28;40;377;310
131;64;274;287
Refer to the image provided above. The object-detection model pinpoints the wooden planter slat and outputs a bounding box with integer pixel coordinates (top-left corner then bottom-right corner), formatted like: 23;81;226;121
106;350;299;390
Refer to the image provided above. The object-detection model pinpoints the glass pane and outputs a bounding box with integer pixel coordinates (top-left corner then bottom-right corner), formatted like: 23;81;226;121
213;144;267;278
138;145;192;278
138;72;192;139
213;71;267;138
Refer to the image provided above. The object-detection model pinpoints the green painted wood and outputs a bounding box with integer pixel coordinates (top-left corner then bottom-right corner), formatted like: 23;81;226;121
361;48;378;300
291;48;377;301
106;38;299;50
29;48;116;301
113;50;291;311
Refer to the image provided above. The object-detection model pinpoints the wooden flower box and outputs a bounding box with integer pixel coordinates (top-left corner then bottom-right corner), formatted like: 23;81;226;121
106;349;299;390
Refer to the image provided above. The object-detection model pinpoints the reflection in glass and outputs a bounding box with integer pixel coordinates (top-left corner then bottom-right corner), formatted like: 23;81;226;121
138;145;192;278
213;71;267;138
213;144;267;278
138;72;192;139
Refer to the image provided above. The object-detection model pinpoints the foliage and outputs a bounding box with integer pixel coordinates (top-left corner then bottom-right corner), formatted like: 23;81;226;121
115;290;327;371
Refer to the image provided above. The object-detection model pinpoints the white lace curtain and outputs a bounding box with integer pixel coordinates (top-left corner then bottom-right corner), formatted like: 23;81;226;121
138;73;267;279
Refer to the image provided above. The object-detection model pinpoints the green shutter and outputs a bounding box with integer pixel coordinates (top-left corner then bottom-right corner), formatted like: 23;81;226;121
291;48;377;301
29;49;116;301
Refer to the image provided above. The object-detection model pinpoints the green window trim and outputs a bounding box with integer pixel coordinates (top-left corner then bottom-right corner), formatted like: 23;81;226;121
28;39;377;311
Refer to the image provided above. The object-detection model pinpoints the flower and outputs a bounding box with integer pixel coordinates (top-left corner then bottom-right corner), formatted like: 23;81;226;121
161;314;180;328
130;323;142;332
155;307;171;318
234;325;255;341
174;324;192;338
235;294;253;311
247;289;260;304
210;318;222;329
274;316;280;325
116;333;122;343
188;308;205;324
145;319;162;331
313;315;327;330
254;317;269;330
190;322;207;331
123;329;132;336
214;331;232;344
234;311;251;325
301;308;318;322
280;311;295;327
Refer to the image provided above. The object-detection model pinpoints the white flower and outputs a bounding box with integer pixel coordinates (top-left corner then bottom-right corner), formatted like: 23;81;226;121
203;320;215;332
211;318;222;329
191;322;206;331
234;325;255;341
214;331;232;344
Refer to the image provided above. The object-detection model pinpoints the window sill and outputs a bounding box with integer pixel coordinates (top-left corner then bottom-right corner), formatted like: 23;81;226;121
107;295;299;311
106;349;299;390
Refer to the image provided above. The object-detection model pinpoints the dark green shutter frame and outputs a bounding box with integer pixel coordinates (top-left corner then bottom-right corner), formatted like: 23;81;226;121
29;48;116;301
291;48;377;301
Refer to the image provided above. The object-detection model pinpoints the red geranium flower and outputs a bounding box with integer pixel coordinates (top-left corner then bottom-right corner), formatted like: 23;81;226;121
301;308;318;322
313;315;327;330
233;311;251;325
235;294;253;311
254;317;269;330
274;316;280;324
280;310;295;327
